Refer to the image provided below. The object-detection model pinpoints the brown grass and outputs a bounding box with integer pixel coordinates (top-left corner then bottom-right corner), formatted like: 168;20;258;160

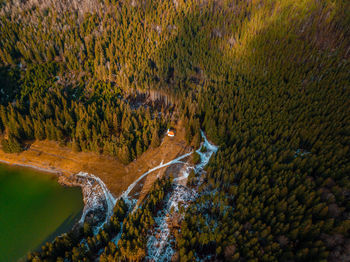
0;121;191;198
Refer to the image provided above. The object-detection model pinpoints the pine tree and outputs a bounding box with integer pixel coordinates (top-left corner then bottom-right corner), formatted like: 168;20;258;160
151;128;160;148
192;131;201;149
83;222;92;237
118;145;131;165
136;140;143;158
72;139;81;152
1;136;23;153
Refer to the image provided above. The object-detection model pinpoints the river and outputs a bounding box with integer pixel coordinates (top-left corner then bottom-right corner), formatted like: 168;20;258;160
0;164;84;261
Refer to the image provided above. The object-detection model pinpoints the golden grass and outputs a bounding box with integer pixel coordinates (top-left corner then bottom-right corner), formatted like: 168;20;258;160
0;121;191;198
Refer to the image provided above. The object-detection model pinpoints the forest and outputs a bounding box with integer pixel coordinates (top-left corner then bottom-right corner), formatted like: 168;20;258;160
0;61;172;163
0;0;349;261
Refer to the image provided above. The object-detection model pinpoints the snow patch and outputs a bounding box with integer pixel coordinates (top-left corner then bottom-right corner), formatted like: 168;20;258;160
121;151;193;205
147;184;197;261
61;172;116;228
77;172;116;225
294;148;311;157
112;222;124;245
174;130;218;181
146;130;218;261
86;130;217;254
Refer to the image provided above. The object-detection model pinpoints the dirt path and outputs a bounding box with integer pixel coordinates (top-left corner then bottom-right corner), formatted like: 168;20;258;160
0;121;190;198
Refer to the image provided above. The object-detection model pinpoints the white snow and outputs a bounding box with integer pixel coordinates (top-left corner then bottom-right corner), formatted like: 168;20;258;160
174;130;218;181
146;184;198;261
195;130;218;170
75;129;217;257
294;148;311;157
146;130;218;261
111;222;124;245
121;151;193;203
76;172;116;225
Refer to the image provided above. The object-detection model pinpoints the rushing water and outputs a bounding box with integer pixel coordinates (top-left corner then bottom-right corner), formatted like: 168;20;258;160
0;164;84;262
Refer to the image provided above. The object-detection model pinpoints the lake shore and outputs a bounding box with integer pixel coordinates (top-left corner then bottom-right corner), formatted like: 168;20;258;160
0;121;191;198
0;159;64;175
0;164;84;262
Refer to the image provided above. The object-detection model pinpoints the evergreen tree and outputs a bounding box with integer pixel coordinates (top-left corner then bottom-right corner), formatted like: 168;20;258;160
136;140;143;158
118;145;131;165
151;128;161;148
72;139;81;152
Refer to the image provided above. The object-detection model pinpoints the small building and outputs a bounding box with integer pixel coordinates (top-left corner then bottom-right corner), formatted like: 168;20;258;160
167;129;175;137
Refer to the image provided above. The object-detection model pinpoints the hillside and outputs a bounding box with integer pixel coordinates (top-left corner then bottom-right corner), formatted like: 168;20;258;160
0;0;349;261
0;120;189;197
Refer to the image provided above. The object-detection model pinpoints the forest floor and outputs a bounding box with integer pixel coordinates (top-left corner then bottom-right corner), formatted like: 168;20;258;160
0;120;192;198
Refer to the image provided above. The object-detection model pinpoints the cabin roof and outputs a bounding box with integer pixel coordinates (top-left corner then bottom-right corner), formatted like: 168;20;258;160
167;129;175;136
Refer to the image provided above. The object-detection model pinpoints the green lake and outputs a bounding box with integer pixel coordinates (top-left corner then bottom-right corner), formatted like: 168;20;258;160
0;164;84;261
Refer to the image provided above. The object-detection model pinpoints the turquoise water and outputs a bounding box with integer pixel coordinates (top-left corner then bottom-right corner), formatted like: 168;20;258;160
0;164;84;261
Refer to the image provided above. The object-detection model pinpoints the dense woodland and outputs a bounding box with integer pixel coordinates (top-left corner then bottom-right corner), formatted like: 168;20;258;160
28;177;172;261
0;61;172;163
28;198;129;261
1;0;349;261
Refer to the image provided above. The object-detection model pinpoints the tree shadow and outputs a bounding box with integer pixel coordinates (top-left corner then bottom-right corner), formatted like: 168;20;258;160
35;209;82;251
139;0;349;149
0;66;20;106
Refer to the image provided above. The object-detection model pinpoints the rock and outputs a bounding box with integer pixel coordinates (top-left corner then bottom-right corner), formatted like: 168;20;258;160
58;172;115;229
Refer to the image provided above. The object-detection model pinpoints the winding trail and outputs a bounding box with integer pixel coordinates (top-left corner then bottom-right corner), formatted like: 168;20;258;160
121;151;193;203
121;130;217;202
77;145;193;229
79;129;217;257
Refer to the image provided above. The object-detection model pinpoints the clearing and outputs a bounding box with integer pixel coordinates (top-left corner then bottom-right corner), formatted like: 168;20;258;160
0;121;191;198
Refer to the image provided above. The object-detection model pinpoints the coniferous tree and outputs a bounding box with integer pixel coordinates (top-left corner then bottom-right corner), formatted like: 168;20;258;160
151;128;161;148
136;140;143;158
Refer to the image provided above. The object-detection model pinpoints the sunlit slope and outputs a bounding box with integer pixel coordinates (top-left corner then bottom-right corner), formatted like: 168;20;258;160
0;0;348;93
0;0;349;261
